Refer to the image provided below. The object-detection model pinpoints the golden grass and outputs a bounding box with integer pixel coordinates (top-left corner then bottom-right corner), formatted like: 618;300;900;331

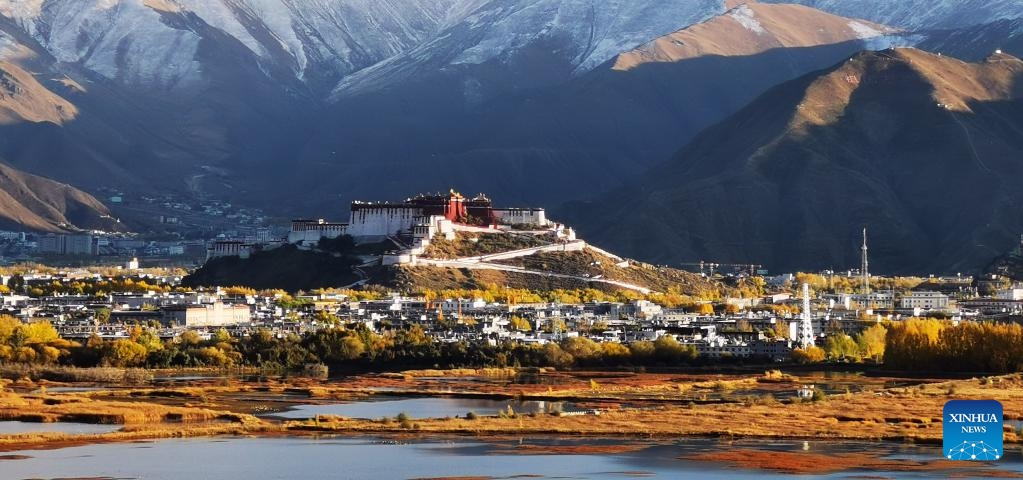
2;371;1022;454
277;374;1023;444
398;368;525;378
0;389;261;426
0;421;274;453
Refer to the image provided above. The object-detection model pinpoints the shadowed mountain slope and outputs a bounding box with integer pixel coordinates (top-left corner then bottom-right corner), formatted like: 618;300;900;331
571;48;1023;274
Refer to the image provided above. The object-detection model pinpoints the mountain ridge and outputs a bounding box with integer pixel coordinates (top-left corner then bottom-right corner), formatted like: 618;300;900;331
570;48;1023;274
0;160;119;233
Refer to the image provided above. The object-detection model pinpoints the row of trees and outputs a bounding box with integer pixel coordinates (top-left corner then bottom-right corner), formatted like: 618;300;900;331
7;276;181;297
793;273;924;294
0;315;707;370
885;319;1023;373
23;315;1023;373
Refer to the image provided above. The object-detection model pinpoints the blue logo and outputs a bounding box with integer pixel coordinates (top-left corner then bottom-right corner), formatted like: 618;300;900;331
943;400;1003;461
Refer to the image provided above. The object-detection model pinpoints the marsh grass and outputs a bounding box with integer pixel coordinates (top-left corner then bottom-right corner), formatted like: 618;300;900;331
0;364;153;384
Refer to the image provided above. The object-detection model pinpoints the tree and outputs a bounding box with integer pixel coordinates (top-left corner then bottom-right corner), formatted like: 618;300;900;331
509;315;532;332
136;329;164;353
395;325;429;347
538;343;574;368
314;310;341;326
771;320;790;340
543;318;567;334
628;341;656;363
0;315;19;344
338;335;366;360
7;274;24;293
94;308;111;324
856;324;887;362
653;335;697;364
694;303;715;315
18;321;59;345
223;286;256;296
561;337;601;364
178;330;202;346
791;346;826;364
824;334;860;361
601;342;631;361
104;339;149;367
195;346;233;366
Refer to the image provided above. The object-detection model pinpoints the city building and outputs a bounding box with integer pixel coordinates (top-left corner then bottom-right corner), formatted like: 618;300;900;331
899;291;951;310
160;302;251;327
38;234;97;255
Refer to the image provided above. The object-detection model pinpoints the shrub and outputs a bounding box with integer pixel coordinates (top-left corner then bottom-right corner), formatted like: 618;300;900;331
465;411;477;420
811;388;827;402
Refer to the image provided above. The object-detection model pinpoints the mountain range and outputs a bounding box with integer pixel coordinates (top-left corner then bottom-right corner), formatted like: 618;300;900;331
0;1;1021;272
572;48;1023;274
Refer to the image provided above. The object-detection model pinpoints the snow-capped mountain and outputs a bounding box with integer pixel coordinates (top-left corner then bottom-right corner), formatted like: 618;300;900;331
0;0;733;209
331;0;725;97
763;0;1023;30
0;0;484;92
0;0;726;97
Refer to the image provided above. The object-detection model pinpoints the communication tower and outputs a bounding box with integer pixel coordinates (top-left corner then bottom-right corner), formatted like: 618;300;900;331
799;283;815;348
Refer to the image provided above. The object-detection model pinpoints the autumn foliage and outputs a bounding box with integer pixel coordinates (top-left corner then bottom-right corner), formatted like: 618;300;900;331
885;319;1023;373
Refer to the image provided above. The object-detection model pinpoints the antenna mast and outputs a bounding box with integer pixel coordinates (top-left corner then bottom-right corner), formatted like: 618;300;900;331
861;228;870;294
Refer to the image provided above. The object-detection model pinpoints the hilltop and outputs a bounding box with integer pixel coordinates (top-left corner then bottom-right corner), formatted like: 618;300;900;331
572;48;1023;273
185;229;723;298
392;232;722;297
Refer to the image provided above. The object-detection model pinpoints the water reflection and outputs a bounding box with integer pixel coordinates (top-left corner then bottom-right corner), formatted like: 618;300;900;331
0;421;121;435
3;436;1020;480
269;396;577;419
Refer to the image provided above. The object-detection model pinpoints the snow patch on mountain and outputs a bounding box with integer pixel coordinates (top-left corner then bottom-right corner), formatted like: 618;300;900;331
0;1;203;88
337;0;726;96
764;0;1023;29
0;0;480;91
848;21;882;39
0;0;44;20
729;4;764;34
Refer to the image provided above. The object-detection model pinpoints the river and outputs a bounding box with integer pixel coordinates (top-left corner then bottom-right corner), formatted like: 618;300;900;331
3;435;1020;479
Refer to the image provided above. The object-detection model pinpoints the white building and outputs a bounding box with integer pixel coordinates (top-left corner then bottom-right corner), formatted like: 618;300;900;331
287;219;348;245
996;288;1023;301
900;291;951;310
207;241;253;260
161;302;251;327
492;208;549;227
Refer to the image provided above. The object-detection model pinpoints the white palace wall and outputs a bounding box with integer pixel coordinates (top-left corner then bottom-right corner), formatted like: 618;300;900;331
346;206;422;240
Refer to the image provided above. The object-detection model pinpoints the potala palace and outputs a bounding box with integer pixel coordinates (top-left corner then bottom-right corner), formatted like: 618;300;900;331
208;190;576;265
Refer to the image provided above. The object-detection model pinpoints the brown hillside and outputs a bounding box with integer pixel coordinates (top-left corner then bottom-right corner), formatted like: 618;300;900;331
0;162;118;232
0;61;77;125
574;48;1023;274
614;2;894;70
792;48;1023;132
395;247;722;297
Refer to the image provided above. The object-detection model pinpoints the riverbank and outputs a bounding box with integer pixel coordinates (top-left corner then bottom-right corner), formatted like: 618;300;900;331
1;369;1021;454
